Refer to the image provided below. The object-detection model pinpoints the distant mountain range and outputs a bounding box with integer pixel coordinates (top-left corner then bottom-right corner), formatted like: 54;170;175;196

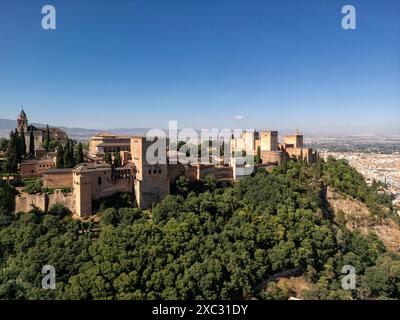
0;118;150;141
0;119;17;131
1;118;399;142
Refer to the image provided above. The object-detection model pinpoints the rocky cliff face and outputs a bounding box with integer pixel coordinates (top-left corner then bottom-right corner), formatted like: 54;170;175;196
327;186;400;252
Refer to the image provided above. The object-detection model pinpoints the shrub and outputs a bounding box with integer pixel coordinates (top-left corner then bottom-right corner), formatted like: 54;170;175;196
23;179;43;194
48;203;71;218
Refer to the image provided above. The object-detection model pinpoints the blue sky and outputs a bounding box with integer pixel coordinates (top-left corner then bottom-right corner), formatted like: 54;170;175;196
0;0;399;133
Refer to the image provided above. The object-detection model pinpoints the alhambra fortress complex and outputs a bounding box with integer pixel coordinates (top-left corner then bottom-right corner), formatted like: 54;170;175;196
14;111;318;217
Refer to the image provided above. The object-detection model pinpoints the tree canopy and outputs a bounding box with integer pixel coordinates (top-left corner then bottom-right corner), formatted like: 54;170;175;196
0;158;399;300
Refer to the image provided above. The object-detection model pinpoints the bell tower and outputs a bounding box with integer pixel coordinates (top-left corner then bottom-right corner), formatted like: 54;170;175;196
17;108;28;132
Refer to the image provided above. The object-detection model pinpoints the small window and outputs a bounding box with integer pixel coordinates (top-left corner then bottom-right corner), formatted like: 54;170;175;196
153;170;157;174
98;177;102;185
148;170;152;175
158;169;162;174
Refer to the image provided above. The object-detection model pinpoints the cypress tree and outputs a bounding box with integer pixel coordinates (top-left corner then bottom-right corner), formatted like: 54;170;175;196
44;125;51;151
104;153;112;165
63;139;71;168
113;152;122;167
69;140;76;167
56;145;64;168
371;179;378;191
29;129;35;156
4;131;19;173
19;126;26;158
76;143;84;164
299;148;303;165
255;146;261;164
315;157;322;179
220;140;225;158
282;153;288;172
15;128;22;164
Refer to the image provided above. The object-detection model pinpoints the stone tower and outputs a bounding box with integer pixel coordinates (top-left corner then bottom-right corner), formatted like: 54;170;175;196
260;131;278;151
131;136;170;209
73;166;93;217
17;108;28;132
284;131;304;148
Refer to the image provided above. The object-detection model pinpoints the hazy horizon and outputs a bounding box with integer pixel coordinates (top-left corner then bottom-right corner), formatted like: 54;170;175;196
1;115;400;137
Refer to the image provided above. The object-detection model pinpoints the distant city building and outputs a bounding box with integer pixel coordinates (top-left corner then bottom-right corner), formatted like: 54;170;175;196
324;151;400;207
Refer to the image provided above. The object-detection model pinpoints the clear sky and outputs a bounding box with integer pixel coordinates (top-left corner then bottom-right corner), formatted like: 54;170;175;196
0;0;399;133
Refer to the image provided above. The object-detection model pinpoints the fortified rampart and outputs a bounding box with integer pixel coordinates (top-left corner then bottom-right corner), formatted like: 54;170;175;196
15;189;74;214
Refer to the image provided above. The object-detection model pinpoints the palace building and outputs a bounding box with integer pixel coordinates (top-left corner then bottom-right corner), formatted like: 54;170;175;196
17;109;67;154
230;130;318;165
14;118;318;217
88;132;131;158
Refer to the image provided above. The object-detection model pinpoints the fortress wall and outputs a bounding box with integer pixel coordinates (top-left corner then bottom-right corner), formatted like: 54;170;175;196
47;191;75;213
261;151;284;165
168;163;198;183
92;180;133;200
286;147;315;164
135;176;170;210
43;171;73;187
15;190;74;213
15;192;47;213
197;165;233;180
213;166;234;180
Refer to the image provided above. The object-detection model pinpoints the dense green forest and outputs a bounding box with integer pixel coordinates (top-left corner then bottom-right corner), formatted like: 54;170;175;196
0;158;399;300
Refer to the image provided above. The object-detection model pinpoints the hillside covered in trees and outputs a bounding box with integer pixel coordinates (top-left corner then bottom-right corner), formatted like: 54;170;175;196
0;157;399;300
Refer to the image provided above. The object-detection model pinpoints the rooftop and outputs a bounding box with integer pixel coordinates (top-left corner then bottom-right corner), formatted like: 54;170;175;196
73;163;112;173
94;131;116;138
96;142;131;147
18;108;27;119
45;168;73;174
91;132;132;140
